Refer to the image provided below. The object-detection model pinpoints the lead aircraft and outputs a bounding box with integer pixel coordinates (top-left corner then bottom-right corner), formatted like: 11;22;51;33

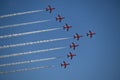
87;30;96;38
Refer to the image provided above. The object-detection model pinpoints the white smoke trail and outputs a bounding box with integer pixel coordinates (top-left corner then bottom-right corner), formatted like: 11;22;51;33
0;19;50;29
0;10;44;18
0;65;54;75
0;47;66;58
0;57;59;67
0;28;61;39
0;37;70;49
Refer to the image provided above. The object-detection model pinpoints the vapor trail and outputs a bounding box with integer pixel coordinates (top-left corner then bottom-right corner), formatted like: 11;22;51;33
0;10;44;18
0;37;70;49
0;65;54;75
0;47;66;58
0;28;61;39
0;57;59;67
0;19;50;29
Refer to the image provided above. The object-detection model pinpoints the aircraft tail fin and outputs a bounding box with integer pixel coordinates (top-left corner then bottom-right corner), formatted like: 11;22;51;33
86;33;89;36
56;18;58;21
67;55;69;58
46;8;48;11
74;36;76;39
63;26;65;30
61;64;63;67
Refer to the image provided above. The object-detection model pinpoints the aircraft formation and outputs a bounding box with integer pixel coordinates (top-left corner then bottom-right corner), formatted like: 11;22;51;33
46;5;96;68
0;5;96;74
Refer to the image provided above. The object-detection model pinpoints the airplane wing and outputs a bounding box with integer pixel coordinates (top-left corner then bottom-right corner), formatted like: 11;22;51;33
67;28;69;31
90;35;92;38
66;24;68;26
71;56;73;59
76;33;79;36
64;65;67;68
72;42;75;45
59;19;61;22
48;5;51;8
58;14;61;17
89;30;92;33
63;61;66;64
50;10;52;13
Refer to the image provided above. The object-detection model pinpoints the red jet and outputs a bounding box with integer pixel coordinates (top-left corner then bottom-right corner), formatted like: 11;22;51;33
61;61;70;68
67;52;76;59
56;14;65;22
63;24;72;31
87;30;96;38
46;5;55;13
70;42;79;50
74;33;83;40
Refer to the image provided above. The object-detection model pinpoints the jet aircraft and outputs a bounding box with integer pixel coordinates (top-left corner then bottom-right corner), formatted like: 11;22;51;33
61;61;70;68
56;14;65;22
63;24;72;31
46;5;55;13
87;30;96;38
74;33;83;40
70;42;79;50
67;52;76;59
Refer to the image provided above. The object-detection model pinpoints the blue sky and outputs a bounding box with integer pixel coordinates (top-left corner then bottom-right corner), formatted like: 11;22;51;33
0;0;120;80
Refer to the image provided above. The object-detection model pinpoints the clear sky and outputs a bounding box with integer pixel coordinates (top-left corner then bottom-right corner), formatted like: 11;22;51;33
0;0;120;80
